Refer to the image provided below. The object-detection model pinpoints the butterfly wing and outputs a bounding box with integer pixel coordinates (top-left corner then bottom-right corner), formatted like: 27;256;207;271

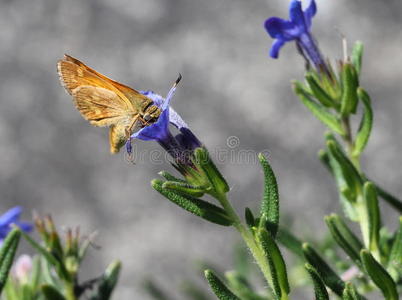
72;86;134;153
109;124;130;154
57;56;143;153
61;55;153;112
57;56;133;109
71;86;132;127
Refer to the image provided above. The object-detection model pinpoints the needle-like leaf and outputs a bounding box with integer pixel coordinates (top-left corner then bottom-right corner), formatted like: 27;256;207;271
342;282;362;300
340;63;359;116
257;228;290;299
293;81;345;135
353;88;373;156
204;270;240;300
0;229;21;294
361;249;398;300
325;214;363;267
302;243;345;296
351;41;364;75
152;180;233;226
305;263;329;300
258;153;279;237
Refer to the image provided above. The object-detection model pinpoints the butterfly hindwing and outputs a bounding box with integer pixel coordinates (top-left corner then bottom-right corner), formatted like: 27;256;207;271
71;85;133;127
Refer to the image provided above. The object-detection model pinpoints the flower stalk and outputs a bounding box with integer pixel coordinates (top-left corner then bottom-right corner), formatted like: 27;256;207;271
213;192;276;293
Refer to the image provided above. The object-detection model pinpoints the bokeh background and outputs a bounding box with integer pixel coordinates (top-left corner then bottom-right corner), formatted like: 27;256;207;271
1;0;401;298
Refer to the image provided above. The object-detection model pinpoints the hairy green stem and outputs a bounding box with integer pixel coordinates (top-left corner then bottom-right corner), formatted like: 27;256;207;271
213;192;289;300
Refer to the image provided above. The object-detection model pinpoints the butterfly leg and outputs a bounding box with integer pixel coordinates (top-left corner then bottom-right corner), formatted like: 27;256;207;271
125;114;140;140
139;116;150;126
125;139;136;164
123;115;141;163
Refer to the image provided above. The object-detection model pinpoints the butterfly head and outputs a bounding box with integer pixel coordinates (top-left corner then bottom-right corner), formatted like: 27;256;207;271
141;104;161;126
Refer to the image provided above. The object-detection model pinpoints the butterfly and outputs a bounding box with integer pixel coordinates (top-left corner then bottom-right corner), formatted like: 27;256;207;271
57;54;161;153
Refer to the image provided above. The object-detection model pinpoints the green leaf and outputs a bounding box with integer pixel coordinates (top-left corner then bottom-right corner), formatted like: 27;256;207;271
4;278;19;300
374;184;402;214
304;263;329;300
327;140;362;202
342;282;361;300
158;171;187;183
257;228;290;299
20;230;70;281
152;180;233;226
360;249;398;300
244;208;255;229
48;232;63;263
318;149;331;171
324;214;363;267
41;284;66;300
194;148;229;194
363;182;381;254
225;271;266;300
162;181;207;197
0;228;21;293
293;81;345;135
320;65;342;100
351;41;364;75
327;139;362;189
258;153;279;237
94;260;121;300
29;255;42;290
319;146;359;220
40;256;62;290
305;73;336;108
353;88;373;156
276;227;304;259
302;243;345;296
340;63;359;116
379;228;393;263
389;217;402;273
204;269;240;300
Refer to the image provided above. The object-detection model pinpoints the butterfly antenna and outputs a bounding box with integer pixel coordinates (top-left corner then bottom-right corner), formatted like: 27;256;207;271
163;73;182;108
174;73;182;88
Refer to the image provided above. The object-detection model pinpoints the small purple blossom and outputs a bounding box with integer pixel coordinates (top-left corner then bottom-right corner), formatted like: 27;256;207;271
127;79;202;166
0;206;33;241
264;0;329;74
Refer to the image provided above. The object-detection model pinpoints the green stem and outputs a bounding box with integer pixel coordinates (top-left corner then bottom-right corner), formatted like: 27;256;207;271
355;195;370;247
213;192;289;300
341;117;361;171
64;281;76;300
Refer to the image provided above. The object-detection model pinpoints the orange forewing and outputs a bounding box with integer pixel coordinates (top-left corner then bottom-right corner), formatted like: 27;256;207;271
57;55;149;153
60;55;152;111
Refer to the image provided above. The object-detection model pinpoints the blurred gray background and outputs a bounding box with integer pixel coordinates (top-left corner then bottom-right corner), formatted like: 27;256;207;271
0;0;401;298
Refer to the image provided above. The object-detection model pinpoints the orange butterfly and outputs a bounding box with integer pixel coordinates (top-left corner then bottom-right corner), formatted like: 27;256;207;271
57;55;161;153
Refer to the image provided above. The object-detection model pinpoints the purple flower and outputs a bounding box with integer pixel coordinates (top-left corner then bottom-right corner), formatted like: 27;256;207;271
0;206;33;241
127;77;202;166
264;0;329;74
